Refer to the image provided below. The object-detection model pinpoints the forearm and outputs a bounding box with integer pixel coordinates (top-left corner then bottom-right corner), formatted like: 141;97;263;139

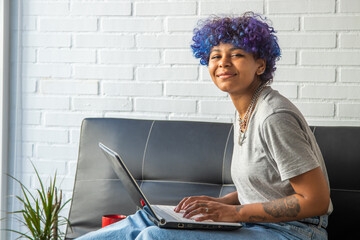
218;191;240;205
235;193;329;223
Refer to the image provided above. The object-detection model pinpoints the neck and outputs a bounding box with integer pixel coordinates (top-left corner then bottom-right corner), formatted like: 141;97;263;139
229;80;263;119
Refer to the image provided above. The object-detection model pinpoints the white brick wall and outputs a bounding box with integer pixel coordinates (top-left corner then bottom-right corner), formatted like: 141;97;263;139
40;18;98;32
70;2;132;16
9;1;360;232
74;65;133;79
135;98;197;113
268;0;335;14
103;82;163;96
100;50;160;64
135;2;196;16
137;66;198;81
200;1;264;15
74;34;135;48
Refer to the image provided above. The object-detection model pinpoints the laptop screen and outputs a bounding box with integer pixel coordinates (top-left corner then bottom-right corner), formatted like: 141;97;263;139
99;142;160;221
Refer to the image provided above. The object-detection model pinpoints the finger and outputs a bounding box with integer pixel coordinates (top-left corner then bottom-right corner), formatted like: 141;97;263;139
179;198;195;212
184;207;209;219
183;201;197;211
176;197;191;212
183;203;198;217
176;197;209;212
194;214;216;222
177;197;199;211
174;197;189;212
184;200;207;210
182;198;201;211
183;208;201;219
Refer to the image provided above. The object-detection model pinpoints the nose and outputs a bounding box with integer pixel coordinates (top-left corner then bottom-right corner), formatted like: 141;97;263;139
218;56;231;68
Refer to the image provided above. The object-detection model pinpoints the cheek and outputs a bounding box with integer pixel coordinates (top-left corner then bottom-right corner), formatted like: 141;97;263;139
208;63;215;74
243;61;258;74
208;66;217;80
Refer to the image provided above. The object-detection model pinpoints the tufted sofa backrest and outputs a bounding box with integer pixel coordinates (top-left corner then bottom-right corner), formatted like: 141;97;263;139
65;118;360;239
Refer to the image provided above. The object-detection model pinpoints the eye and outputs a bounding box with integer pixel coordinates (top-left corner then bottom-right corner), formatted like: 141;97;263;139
232;53;244;57
210;55;221;59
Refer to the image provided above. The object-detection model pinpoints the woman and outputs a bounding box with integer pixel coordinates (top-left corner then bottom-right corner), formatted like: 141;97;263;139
77;12;332;240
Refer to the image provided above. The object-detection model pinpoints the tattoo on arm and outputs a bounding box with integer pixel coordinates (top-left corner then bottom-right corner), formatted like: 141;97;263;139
236;205;244;212
236;205;268;222
262;195;300;218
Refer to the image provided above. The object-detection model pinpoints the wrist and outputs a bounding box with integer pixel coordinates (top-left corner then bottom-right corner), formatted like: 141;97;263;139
217;196;227;204
218;195;236;205
234;205;246;222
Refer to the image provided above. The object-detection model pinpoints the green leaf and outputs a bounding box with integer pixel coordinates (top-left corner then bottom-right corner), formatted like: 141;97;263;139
5;161;72;240
6;174;37;203
3;228;33;239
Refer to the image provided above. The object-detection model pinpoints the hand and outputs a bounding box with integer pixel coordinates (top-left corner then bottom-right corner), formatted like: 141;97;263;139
181;200;241;222
174;195;220;213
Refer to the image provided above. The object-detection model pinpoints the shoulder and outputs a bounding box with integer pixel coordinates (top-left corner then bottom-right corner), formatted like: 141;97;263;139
256;86;306;126
255;87;311;138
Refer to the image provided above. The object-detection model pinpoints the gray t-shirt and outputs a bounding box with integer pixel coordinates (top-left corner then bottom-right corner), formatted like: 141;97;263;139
231;86;333;215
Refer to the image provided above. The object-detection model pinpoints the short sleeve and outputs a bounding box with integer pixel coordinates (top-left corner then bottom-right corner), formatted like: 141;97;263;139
261;111;320;181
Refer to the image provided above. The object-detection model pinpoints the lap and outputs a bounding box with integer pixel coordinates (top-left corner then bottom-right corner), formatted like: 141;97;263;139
137;224;289;240
76;210;327;240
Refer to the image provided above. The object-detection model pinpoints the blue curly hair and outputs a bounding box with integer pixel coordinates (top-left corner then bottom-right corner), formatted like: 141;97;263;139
191;12;281;84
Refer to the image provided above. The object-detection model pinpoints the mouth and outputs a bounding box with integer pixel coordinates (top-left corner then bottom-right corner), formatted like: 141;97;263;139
216;73;237;80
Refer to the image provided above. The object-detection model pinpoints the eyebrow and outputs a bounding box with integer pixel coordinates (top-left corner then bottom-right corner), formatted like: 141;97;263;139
209;47;243;54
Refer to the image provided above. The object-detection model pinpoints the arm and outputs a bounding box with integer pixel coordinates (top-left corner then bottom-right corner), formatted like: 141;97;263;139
182;166;330;223
236;167;330;223
218;191;240;205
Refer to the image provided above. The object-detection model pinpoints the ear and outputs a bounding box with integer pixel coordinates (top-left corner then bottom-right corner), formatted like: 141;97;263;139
256;58;266;75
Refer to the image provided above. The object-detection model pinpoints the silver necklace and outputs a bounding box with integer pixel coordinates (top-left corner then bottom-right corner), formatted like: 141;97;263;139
238;83;267;145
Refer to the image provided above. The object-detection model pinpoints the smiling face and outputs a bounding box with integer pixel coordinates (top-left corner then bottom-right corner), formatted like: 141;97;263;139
208;42;266;96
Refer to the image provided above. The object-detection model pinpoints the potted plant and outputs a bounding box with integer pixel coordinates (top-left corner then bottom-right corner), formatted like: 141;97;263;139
4;163;71;239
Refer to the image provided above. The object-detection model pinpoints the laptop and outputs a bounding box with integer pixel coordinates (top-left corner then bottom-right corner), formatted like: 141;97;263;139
99;142;242;231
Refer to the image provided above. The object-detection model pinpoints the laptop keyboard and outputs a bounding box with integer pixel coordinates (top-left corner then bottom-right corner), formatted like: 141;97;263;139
156;205;210;222
160;205;195;220
153;205;240;227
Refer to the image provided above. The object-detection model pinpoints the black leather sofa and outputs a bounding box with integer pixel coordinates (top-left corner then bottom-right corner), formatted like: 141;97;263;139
65;118;360;239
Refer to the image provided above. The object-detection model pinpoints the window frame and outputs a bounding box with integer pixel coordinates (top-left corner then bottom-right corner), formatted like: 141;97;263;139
0;0;10;238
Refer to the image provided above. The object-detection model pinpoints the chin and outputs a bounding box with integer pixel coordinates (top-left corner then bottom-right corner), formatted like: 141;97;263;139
216;85;233;93
214;81;236;92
